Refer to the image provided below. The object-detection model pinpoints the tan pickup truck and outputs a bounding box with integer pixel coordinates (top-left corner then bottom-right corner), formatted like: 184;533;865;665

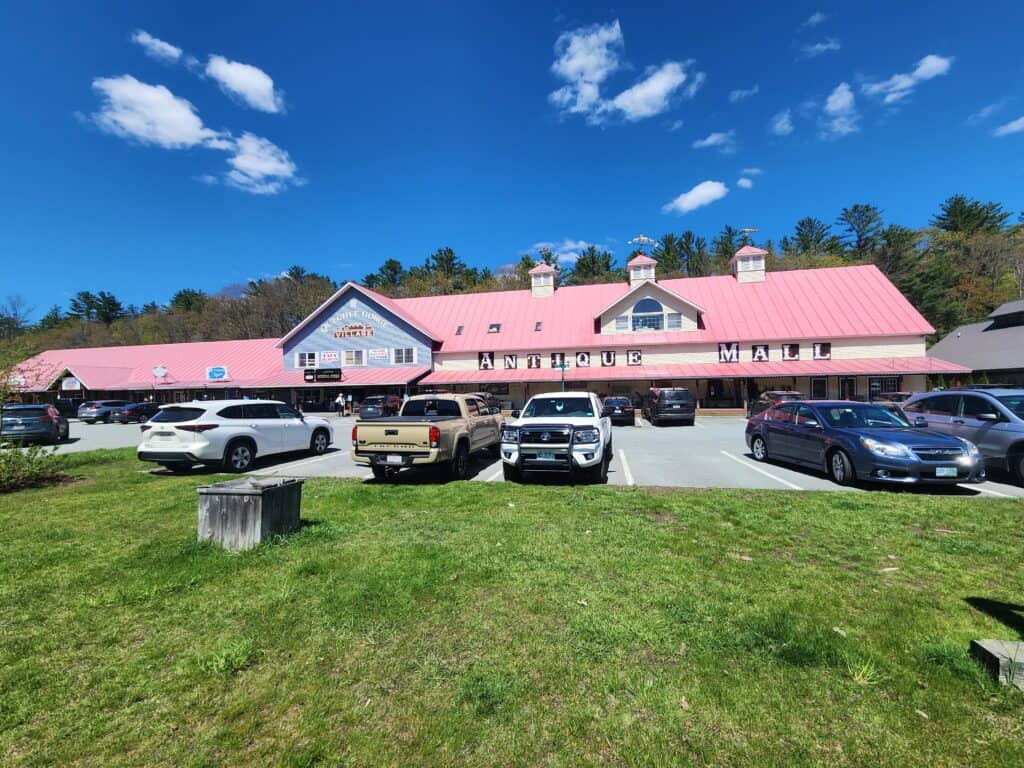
351;394;502;480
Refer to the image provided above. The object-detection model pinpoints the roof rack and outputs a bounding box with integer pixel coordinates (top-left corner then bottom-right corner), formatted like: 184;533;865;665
947;384;1017;390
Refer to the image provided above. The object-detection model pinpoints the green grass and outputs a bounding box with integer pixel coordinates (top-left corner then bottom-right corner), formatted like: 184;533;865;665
1;449;1023;767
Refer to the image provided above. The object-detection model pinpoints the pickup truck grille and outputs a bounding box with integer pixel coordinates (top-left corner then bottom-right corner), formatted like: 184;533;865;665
519;426;572;445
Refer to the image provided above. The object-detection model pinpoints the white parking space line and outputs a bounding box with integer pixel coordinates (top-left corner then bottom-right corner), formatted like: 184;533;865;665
363;473;375;481
974;485;1016;499
719;450;804;491
618;449;635;486
485;467;504;482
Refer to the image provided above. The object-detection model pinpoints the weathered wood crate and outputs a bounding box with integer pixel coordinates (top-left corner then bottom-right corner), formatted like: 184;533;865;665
197;477;303;551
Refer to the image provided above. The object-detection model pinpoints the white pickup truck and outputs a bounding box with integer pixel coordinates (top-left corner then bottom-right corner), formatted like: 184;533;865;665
499;391;612;483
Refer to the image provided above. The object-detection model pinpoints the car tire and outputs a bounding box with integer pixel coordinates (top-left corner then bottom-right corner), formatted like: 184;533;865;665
685;418;695;427
751;435;768;462
371;466;389;480
828;449;856;486
502;463;520;482
309;429;330;456
223;440;255;473
1013;453;1024;485
447;442;469;481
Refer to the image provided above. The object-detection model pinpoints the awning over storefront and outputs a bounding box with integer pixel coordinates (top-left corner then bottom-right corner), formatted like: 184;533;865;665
419;356;968;386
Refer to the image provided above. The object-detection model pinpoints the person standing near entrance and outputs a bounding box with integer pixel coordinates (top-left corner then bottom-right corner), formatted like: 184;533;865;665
334;392;344;416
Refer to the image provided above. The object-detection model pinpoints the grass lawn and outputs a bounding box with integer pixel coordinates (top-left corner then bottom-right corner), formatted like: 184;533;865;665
1;450;1023;767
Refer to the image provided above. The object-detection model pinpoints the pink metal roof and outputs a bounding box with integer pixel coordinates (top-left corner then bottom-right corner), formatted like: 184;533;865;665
528;263;557;274
733;245;768;257
627;254;657;266
420;355;967;385
395;265;935;354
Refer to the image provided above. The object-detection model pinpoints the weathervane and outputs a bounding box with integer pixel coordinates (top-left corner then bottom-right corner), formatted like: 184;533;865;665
739;228;759;244
628;234;657;254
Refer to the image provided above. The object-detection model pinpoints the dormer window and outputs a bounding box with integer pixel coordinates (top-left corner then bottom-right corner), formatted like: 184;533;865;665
534;321;542;332
488;323;502;333
455;325;464;335
631;298;665;331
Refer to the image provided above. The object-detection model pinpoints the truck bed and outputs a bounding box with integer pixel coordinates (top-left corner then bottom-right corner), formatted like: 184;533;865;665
359;415;459;424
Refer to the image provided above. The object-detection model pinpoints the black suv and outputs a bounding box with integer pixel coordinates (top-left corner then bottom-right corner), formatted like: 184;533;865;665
111;402;161;423
358;394;402;420
643;388;696;426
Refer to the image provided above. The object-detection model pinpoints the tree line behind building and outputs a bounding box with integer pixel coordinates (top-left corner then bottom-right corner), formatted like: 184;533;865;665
2;195;1022;361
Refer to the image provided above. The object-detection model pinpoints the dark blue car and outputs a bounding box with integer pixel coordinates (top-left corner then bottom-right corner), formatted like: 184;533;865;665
745;400;987;487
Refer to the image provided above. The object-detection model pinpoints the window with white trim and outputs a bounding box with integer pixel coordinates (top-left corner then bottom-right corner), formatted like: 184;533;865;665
666;313;683;330
344;350;365;366
631;298;665;331
393;348;416;365
295;351;317;368
615;315;628;332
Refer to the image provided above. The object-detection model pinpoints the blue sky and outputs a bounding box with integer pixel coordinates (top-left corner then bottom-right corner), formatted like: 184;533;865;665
2;1;1023;317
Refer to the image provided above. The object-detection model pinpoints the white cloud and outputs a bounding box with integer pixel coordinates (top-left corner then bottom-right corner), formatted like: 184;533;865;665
205;55;285;113
529;239;608;264
736;177;753;189
820;81;859;139
741;167;763;175
729;84;759;103
968;102;1003;124
769;109;793;136
661;180;729;214
548;20;624;118
692;129;736;153
862;54;953;104
549;20;702;124
224;133;301;194
801;11;826;28
993;115;1024;137
91;75;224;149
131;30;182;63
610;61;691;121
195;174;219;185
799;38;841;59
669;119;684;131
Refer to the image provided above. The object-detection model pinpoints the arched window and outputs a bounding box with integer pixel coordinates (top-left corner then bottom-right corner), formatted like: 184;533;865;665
632;298;664;331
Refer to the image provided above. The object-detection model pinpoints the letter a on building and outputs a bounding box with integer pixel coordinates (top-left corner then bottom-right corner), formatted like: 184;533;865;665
478;352;495;370
751;344;769;362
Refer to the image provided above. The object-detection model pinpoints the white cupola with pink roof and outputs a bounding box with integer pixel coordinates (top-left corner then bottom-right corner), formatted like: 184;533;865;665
730;245;768;283
627;253;657;287
528;261;558;298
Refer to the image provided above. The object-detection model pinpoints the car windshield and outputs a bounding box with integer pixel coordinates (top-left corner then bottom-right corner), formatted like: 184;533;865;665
522;397;594;418
363;396;387;406
151;407;206;423
2;406;47;416
401;399;461;417
819;404;911;429
995;395;1024;419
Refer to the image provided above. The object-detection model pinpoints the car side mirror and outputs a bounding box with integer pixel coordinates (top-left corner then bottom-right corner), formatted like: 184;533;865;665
510;410;520;419
977;412;1000;422
914;416;928;428
803;419;820;429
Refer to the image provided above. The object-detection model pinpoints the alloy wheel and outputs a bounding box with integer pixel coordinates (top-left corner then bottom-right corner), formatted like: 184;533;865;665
752;436;767;461
230;444;253;471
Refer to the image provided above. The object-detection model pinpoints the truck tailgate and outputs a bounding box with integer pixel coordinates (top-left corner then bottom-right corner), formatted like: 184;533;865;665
355;421;435;451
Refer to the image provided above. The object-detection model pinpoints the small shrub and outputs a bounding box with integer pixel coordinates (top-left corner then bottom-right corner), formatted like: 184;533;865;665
0;444;65;493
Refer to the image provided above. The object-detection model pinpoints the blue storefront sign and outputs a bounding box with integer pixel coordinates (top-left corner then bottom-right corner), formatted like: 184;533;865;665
206;366;230;381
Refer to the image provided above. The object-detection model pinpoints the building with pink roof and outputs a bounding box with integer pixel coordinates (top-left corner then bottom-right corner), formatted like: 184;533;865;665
12;247;967;410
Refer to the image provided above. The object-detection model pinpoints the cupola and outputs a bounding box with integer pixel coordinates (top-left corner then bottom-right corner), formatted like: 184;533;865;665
528;262;558;298
730;245;767;283
627;254;657;287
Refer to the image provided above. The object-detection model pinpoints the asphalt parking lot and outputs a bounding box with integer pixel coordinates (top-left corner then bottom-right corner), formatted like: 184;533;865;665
247;414;1024;498
20;415;1023;497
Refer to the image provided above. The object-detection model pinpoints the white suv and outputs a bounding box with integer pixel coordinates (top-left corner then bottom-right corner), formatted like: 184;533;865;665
137;399;333;472
499;391;612;483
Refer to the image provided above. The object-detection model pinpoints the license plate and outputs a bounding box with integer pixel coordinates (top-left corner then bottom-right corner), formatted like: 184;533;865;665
538;451;556;461
386;454;403;466
11;424;25;430
935;466;957;478
614;409;622;413
153;431;174;440
673;404;681;409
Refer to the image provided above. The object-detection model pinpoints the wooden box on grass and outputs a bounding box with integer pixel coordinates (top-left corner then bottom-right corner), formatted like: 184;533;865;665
197;477;303;551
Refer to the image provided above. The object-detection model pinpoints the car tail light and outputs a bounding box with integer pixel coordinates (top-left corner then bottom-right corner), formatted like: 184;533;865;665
429;425;440;448
176;424;218;432
351;425;358;447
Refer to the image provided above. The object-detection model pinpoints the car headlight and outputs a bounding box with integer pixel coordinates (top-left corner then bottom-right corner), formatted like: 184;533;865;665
573;427;600;444
500;427;519;443
860;437;913;459
957;437;981;457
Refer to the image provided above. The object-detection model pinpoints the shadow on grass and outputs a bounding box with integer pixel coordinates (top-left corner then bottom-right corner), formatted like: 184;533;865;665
362;454;497;485
965;597;1024;639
